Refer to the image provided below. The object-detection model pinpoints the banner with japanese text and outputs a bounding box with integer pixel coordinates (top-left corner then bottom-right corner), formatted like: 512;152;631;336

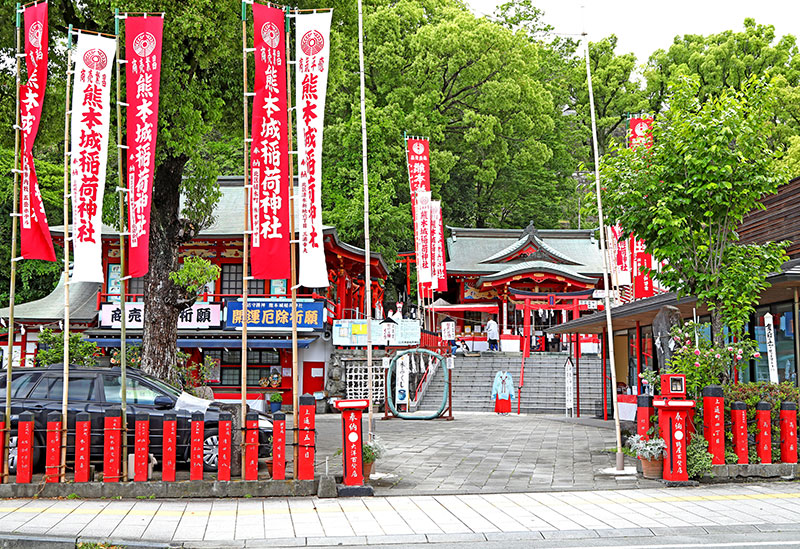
631;234;654;299
430;200;447;291
125;16;163;277
629;117;653;149
406;138;432;293
415;191;432;284
607;224;631;287
70;33;116;282
225;299;324;330
20;2;55;261
296;11;331;288
250;5;289;280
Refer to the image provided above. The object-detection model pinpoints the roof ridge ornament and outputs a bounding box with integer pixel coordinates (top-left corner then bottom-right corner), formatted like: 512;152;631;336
522;220;539;239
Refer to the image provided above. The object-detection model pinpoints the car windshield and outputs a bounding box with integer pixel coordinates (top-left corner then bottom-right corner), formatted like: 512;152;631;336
142;374;182;398
0;373;42;399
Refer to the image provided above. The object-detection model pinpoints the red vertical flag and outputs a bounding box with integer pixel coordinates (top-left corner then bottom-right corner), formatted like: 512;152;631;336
628;117;653;149
250;4;289;280
406;137;433;297
19;2;55;261
125;16;163;277
628;117;655;298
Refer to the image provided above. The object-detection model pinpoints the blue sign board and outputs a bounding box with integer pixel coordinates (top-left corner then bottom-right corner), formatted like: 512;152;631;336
225;300;324;330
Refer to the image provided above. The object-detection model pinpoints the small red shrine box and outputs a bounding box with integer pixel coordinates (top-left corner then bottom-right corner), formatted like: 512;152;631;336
333;399;369;486
654;374;694;482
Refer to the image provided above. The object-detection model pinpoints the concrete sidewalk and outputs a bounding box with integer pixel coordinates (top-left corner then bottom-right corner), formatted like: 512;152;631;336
4;483;800;547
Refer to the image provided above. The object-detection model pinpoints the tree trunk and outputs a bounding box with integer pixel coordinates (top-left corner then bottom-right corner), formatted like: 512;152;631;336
140;156;189;382
711;307;725;348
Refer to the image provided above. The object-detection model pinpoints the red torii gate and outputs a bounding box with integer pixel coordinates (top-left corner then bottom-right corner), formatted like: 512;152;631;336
511;290;603;416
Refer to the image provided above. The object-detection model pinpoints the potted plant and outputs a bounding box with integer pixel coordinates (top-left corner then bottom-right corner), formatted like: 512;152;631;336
361;437;386;481
627;434;667;479
269;392;283;413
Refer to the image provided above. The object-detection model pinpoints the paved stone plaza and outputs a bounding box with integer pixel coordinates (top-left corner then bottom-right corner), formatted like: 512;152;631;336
313;412;656;495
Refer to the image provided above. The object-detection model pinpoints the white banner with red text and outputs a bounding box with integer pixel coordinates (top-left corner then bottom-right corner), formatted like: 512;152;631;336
295;11;331;288
20;2;55;262
251;4;290;280
70;33;115;282
430;200;447;291
415;191;432;284
125;16;163;278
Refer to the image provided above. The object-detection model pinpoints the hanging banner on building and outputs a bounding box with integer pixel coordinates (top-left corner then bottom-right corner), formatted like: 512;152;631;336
430;200;447;292
250;4;289;280
607;224;631;287
631;235;654;299
125;16;163;278
629;117;653;149
296;11;331;288
225;299;324;330
100;302;221;329
415;191;432;284
70;33;116;282
19;2;55;262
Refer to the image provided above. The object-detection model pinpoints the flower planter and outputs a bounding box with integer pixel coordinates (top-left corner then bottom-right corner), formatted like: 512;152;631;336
363;461;373;481
265;458;273;478
270;401;282;413
641;457;664;479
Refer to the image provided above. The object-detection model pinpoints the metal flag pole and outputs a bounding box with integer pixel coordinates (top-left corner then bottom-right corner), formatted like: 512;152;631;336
583;26;623;470
3;3;23;485
114;9;129;482
285;6;301;478
240;1;251;478
356;0;374;440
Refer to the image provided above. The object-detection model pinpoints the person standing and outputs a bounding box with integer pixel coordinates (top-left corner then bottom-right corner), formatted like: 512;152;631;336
486;315;500;351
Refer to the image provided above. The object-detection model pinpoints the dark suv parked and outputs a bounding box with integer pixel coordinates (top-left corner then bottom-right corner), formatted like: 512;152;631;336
0;365;272;474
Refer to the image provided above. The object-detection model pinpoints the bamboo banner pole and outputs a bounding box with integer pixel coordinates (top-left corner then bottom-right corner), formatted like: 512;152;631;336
114;9;128;482
356;0;374;440
240;1;251;477
584;30;623;470
285;6;301;478
3;3;23;485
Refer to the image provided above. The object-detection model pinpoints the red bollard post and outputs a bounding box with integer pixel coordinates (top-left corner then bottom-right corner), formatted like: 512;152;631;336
217;412;232;482
162;412;177;482
134;413;150;482
731;401;748;464
74;412;91;483
45;412;62;483
333;399;369;486
756;401;772;464
296;394;316;480
272;412;286;480
103;408;123;482
190;412;204;481
244;412;259;480
16;412;34;484
780;401;797;464
702;385;725;465
637;395;653;440
0;412;5;485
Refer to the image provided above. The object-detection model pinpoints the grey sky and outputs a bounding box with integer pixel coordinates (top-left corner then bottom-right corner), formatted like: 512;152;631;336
467;0;798;65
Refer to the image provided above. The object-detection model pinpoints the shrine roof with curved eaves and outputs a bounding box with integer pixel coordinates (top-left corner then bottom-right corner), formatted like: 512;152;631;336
475;261;598;287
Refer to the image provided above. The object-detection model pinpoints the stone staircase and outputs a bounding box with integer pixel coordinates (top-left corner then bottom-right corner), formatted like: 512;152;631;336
418;351;610;416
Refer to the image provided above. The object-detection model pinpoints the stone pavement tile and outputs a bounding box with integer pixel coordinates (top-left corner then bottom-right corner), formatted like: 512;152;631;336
287;497;325;538
49;501;107;537
79;500;136;538
306;535;367;546
519;493;584;530
410;496;470;535
703;524;761;535
204;501;239;541
361;498;415;536
173;501;212;541
755;523;800;533
235;500;267;540
386;497;445;535
110;501;161;540
541;528;600;540
245;538;306;547
185;541;245;548
458;494;528;532
316;499;356;538
480;494;554;531
425;532;486;543
365;534;427;545
340;499;386;537
650;526;708;537
262;499;295;538
595;527;655;538
484;530;545;541
433;495;500;533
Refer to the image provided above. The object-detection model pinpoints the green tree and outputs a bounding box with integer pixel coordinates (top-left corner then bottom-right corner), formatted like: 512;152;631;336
601;76;789;343
35;328;98;367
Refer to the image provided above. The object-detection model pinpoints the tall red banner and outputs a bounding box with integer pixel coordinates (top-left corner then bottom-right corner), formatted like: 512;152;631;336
20;2;55;261
406;138;433;296
628;117;654;298
250;4;289;280
126;16;163;277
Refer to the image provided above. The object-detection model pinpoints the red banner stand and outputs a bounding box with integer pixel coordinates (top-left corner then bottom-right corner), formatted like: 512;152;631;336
731;401;748;464
654;399;694;482
74;412;91;483
702;385;725;465
16;411;34;484
190;412;204;481
333;399;369;488
636;395;653;440
44;412;61;483
272;411;286;480
0;412;5;484
756;401;772;464
134;413;150;481
297;394;316;480
218;412;232;482
781;401;797;464
244;412;259;480
162;412;177;482
103;408;123;482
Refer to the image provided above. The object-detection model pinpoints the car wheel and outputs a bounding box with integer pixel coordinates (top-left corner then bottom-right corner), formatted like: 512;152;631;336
202;428;219;472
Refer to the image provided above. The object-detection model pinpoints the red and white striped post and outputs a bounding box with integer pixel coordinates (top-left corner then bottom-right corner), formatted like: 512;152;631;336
74;412;91;483
218;411;232;482
134;413;150;481
162;412;177;482
16;411;34;484
190;411;204;481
